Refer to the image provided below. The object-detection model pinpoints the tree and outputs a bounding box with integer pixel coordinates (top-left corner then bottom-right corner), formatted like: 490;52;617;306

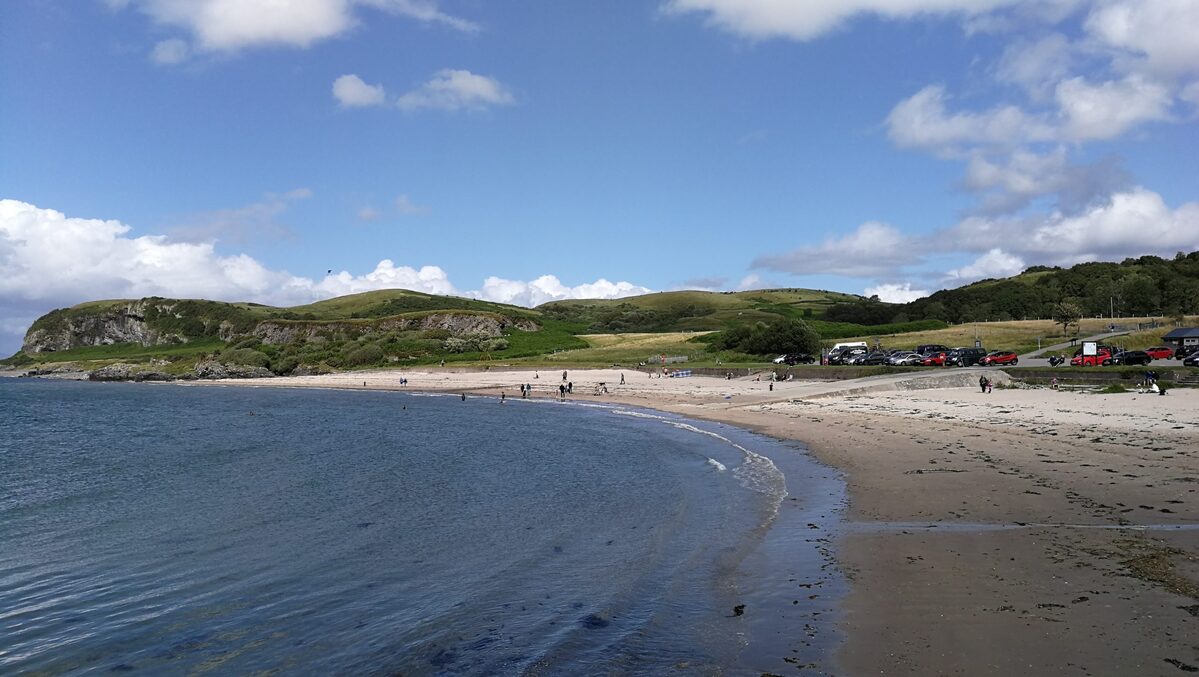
1052;301;1082;335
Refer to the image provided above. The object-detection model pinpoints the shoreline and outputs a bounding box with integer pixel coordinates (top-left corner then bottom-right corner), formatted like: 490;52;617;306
62;369;1199;672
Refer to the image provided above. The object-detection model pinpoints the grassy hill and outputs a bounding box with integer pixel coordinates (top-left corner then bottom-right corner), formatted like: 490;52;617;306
538;288;864;331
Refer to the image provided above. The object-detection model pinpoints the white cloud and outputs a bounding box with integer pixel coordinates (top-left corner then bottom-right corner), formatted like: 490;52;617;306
1054;75;1173;140
396;69;514;112
0;200;651;349
166;189;310;244
886;85;1054;151
752;221;923;278
944;248;1026;282
1084;0;1199;77
357;206;381;221
736;273;764;291
864;282;931;303
662;0;1023;42
395;194;429;215
474;275;651;307
962;147;1130;214
119;0;476;57
333;74;386;108
946;188;1199;263
995;33;1075;99
150;38;190;65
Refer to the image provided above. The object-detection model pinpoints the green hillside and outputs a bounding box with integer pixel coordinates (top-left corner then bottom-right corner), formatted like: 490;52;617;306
538;288;863;332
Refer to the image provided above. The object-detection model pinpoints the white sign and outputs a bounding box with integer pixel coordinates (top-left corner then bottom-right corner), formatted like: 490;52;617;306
1083;341;1098;356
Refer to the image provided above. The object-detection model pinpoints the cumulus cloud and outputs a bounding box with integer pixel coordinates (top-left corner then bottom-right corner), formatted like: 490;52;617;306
120;0;477;61
864;283;931;303
0;199;650;351
333;74;386;107
962;147;1130;215
1084;0;1199;77
944;248;1027;282
752;221;923;278
396;69;514;112
886;85;1054;151
474;275;651;307
1054;75;1173;140
662;0;1023;42
944;188;1199;263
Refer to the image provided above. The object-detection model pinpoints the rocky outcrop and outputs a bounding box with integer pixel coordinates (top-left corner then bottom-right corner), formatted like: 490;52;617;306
253;313;539;345
193;360;274;380
22;300;187;353
88;363;175;382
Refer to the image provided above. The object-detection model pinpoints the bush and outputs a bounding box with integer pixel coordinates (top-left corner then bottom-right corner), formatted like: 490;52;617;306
219;348;270;369
344;344;384;366
711;319;821;356
271;355;300;375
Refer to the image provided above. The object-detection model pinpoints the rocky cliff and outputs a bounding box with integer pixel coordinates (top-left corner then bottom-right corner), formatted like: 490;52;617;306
22;300;191;353
253;312;539;345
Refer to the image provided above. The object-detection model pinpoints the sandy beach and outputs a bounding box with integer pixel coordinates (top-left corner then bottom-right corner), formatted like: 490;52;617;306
202;367;1199;674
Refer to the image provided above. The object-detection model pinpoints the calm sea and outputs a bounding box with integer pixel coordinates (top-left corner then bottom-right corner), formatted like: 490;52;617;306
0;378;845;675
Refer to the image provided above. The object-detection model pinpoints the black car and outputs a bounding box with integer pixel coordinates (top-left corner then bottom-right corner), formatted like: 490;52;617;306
1184;351;1199;367
859;351;892;366
783;353;816;365
1105;350;1152;366
945;347;987;367
915;344;951;356
1181;347;1198;361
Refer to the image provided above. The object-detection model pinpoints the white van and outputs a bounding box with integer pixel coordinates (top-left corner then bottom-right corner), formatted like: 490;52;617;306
829;341;868;352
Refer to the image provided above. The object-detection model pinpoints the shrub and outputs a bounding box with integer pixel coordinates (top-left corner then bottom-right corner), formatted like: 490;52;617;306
344;344;384;366
271;355;300;375
219;348;270;369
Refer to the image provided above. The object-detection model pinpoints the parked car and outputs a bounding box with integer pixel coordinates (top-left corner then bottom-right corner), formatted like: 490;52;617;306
859;351;892;366
920;352;948;366
1105;350;1152;366
783;353;816;365
1071;348;1112;367
945;347;987;367
981;351;1018;366
915;344;951;356
888;351;923;366
1184;351;1199;367
1144;346;1175;360
1177;346;1194;360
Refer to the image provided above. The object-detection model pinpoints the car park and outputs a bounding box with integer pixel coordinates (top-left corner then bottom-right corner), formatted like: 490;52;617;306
1144;346;1175;360
981;351;1018;366
945;347;987;367
1105;350;1152;366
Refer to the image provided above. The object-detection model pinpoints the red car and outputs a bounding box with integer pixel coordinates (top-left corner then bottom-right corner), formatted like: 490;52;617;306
920;352;947;366
981;351;1018;366
1071;348;1111;367
1144;346;1175;360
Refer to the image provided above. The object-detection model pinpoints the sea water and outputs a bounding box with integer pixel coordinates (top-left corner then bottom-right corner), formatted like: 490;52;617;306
0;378;845;675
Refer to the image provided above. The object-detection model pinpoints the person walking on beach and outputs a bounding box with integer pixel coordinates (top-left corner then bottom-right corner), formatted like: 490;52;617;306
979;375;987;393
567;381;573;394
620;373;625;385
559;384;566;401
986;378;993;393
562;370;568;382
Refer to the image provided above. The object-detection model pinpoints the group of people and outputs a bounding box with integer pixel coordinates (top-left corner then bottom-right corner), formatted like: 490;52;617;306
978;375;994;393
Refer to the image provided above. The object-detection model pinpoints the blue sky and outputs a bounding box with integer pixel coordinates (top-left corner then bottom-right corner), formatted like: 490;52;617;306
2;0;1198;354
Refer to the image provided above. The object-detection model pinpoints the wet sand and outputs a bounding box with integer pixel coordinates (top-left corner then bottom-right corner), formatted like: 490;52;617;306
200;368;1199;674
